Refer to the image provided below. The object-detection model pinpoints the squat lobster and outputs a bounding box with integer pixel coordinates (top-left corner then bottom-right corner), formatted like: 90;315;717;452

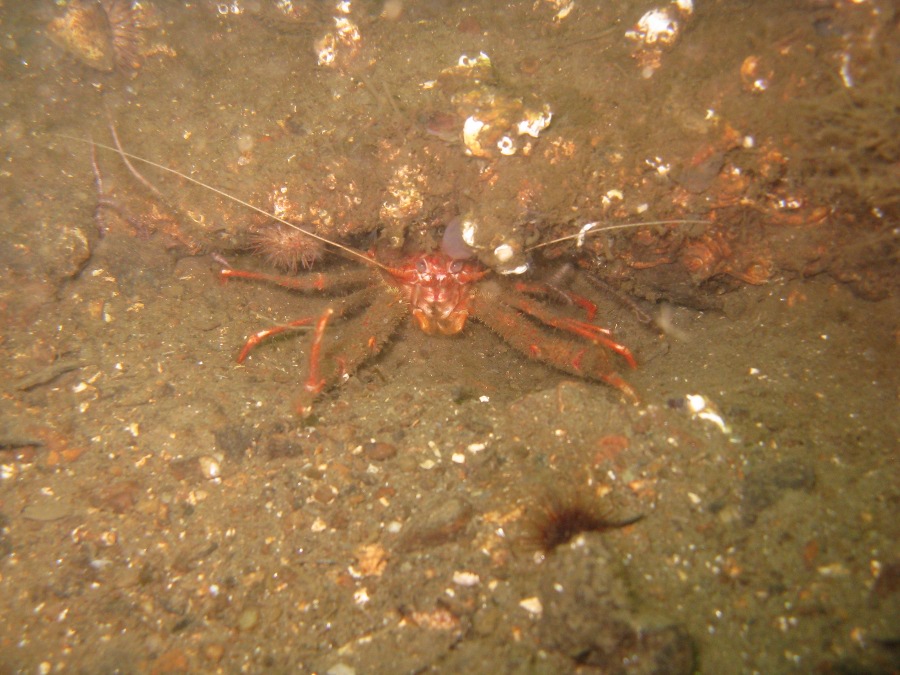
222;248;639;414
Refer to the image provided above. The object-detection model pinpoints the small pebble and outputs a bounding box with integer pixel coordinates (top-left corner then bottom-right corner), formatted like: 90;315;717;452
237;607;259;631
203;643;225;663
21;500;72;522
313;485;336;503
399;496;472;551
519;596;543;616
364;441;397;461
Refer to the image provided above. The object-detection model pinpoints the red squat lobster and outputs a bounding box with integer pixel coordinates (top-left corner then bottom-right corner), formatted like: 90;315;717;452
72;133;700;414
222;245;640;414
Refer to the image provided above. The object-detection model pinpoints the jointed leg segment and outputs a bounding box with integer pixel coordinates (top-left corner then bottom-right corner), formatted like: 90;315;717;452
473;290;639;404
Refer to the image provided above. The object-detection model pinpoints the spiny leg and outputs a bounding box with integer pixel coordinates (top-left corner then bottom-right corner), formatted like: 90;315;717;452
472;293;639;404
234;287;377;361
294;289;409;415
237;317;316;362
224;265;379;369
221;266;373;293
578;267;654;325
304;308;334;395
501;292;637;369
513;280;598;321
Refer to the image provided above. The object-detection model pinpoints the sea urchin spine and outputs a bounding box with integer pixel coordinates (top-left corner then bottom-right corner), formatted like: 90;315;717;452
249;222;325;273
525;492;643;554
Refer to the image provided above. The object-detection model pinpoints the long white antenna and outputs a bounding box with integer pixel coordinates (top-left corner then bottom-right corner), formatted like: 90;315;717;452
55;132;388;270
525;219;708;252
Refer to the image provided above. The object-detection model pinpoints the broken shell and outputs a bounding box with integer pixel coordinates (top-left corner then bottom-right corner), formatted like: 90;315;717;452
315;15;361;68
452;571;480;586
497;135;517;156
685;394;731;434
198;455;222;480
493;243;515;263
519;596;543;616
462;116;489;157
516;105;553;138
626;8;680;47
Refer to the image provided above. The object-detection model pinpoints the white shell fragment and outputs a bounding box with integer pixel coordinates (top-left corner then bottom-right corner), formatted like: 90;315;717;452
576;222;599;248
626;8;681;47
457;52;491;69
625;2;694;75
516;106;553;138
462;116;487;156
315;9;361;68
353;588;370;606
452;571;480;586
460;219;477;247
497;136;517;156
198;455;222;479
493;243;515;263
685;394;732;435
497;261;531;276
519;596;543;616
539;0;576;22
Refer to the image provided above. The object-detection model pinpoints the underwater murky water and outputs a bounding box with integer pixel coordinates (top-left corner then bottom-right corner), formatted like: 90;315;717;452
1;1;897;672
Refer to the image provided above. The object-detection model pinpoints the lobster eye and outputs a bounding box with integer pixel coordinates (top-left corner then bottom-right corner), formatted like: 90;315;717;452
416;259;429;274
448;260;464;274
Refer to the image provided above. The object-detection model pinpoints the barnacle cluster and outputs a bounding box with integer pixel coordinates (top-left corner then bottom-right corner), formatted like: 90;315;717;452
434;53;553;159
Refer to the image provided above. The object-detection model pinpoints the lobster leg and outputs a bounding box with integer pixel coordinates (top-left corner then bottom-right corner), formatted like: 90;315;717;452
224;263;408;414
304;308;334;395
233;287;376;361
500;294;637;369
236;317;316;362
294;289;409;415
472;292;639;404
221;266;373;293
513;281;598;321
